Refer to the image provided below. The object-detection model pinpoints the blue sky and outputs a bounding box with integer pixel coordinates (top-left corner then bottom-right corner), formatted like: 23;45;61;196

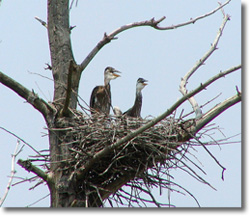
0;0;242;208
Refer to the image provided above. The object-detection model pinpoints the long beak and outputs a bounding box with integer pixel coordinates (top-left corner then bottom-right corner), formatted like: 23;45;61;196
113;70;121;77
143;80;148;85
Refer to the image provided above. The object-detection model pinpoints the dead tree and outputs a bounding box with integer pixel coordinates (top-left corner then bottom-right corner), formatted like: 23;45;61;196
0;0;241;207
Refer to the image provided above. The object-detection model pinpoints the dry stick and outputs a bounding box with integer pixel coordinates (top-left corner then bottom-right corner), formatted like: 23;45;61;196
181;152;207;175
78;0;231;73
26;194;50;207
182;93;222;119
186;94;242;180
0;140;22;207
77;65;241;179
35;16;47;28
179;14;230;119
155;0;231;30
178;159;216;190
34;16;75;31
142;178;161;207
189;134;227;181
0;127;43;157
168;180;201;207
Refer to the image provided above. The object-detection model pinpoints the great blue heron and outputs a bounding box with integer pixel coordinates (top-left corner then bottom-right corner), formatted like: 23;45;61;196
90;66;121;115
123;78;148;118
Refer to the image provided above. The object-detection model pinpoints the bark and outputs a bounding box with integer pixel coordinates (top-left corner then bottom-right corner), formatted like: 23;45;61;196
47;0;79;110
47;0;80;207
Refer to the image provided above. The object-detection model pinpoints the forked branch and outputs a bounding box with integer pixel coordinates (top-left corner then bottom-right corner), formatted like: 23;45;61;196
179;13;231;119
0;141;23;207
78;0;231;73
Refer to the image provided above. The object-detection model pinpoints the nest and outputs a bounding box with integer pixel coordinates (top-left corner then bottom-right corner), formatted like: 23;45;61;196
50;110;195;206
17;106;232;207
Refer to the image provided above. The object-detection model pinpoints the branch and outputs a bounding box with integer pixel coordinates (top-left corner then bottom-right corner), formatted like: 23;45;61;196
195;93;241;133
179;13;230;119
0;71;55;122
78;0;231;73
180;93;241;181
0;141;23;207
17;159;52;186
155;0;231;30
59;60;76;117
77;64;241;178
0;127;43;157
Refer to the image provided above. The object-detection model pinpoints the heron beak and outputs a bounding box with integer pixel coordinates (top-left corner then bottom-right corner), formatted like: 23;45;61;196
143;80;148;85
113;70;121;77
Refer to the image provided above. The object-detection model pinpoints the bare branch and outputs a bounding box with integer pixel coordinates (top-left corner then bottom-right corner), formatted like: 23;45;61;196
0;127;43;157
17;159;52;186
0;140;23;207
179;13;230;119
78;17;164;72
0;71;56;122
26;194;50;207
195;93;241;133
155;0;231;30
78;0;231;73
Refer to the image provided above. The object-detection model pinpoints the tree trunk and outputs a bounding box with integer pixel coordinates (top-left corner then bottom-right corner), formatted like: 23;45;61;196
47;0;81;207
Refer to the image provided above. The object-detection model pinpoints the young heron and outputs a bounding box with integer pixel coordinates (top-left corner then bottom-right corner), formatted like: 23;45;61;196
90;66;121;115
123;78;148;118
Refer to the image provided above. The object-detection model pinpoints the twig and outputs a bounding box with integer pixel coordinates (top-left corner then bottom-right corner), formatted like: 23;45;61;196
34;16;47;28
44;63;52;70
26;194;50;207
182;93;222;119
0;140;23;207
28;70;53;82
235;85;241;96
11;176;37;187
155;0;231;30
179;13;230;119
0;127;43;157
187;133;227;180
168;180;201;207
142;178;161;207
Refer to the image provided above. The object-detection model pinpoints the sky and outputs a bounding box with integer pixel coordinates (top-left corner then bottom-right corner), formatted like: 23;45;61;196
0;0;243;210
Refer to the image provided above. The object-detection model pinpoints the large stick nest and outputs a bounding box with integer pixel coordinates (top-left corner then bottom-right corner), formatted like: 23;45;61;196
51;110;196;206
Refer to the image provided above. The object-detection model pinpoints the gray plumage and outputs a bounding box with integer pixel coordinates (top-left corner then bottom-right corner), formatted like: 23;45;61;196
123;78;148;118
90;67;121;115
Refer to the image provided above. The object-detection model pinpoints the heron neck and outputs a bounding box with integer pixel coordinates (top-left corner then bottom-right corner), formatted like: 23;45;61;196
136;88;142;96
134;90;142;106
104;78;110;86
